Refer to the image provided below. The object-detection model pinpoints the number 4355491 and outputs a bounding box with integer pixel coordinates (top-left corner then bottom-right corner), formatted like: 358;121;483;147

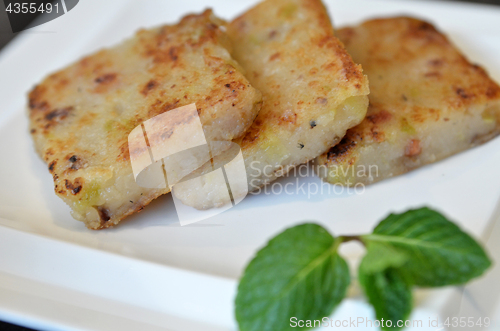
6;2;59;14
444;317;491;328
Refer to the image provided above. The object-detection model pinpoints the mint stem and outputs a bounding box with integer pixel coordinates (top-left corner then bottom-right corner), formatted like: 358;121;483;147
340;235;364;244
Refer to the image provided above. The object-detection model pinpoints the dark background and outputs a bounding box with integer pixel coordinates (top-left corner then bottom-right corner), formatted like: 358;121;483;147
0;0;500;330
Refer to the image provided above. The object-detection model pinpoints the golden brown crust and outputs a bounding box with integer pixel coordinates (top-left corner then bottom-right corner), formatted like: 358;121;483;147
28;10;262;229
172;0;370;210
229;0;368;152
317;17;500;185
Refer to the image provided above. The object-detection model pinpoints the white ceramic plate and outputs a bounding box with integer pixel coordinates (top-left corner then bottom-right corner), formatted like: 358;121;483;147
1;0;500;330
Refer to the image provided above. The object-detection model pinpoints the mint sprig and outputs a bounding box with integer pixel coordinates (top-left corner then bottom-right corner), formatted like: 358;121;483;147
235;208;492;331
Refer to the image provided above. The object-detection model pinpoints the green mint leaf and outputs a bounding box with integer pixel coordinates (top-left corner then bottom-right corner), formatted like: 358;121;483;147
359;268;412;330
359;241;409;275
235;223;350;331
363;207;492;287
